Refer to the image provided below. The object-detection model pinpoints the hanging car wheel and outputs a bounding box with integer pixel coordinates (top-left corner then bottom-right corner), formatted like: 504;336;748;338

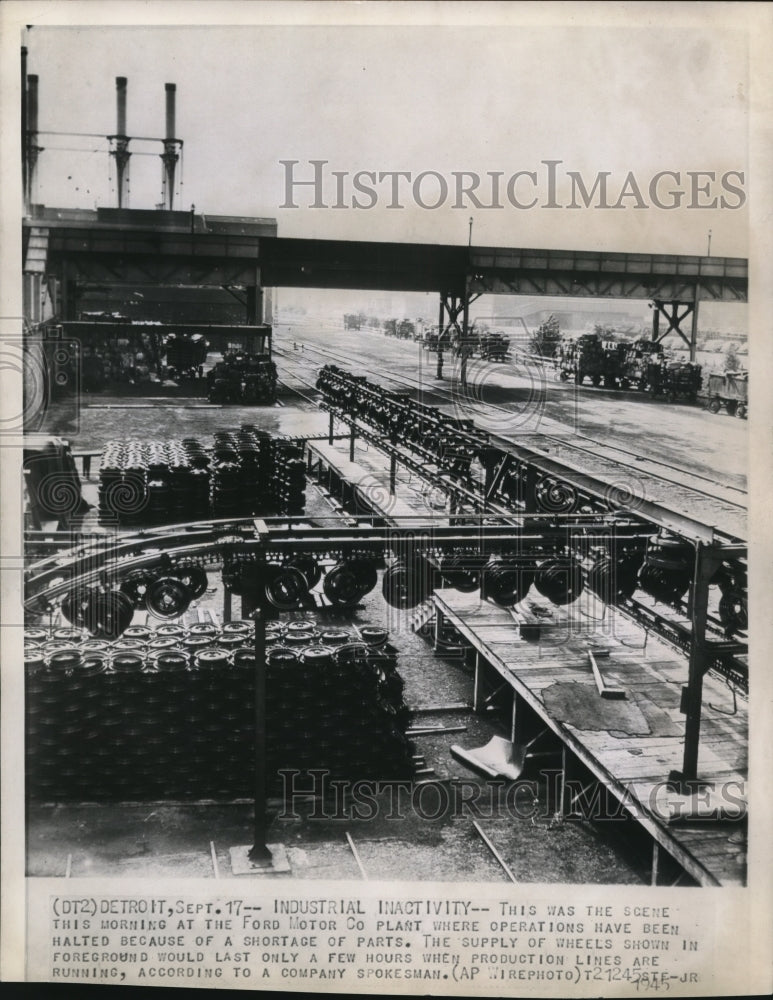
287;555;322;590
645;534;694;572
382;561;424;609
348;557;379;595
176;564;208;600
121;573;150;605
84;589;135;640
587;553;640;604
533;557;584;606
481;558;534;607
718;590;748;635
60;589;91;628
264;564;308;611
145;576;191;620
439;553;480;593
323;562;368;607
637;563;690;605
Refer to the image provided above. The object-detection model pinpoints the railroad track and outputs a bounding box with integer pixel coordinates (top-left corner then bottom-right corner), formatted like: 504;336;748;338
274;343;747;542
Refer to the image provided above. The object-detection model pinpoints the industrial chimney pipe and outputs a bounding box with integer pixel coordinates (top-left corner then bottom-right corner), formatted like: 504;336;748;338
26;73;40;211
165;82;176;140
21;47;28;212
112;76;131;208
116;76;127;136
160;82;180;211
28;73;38;137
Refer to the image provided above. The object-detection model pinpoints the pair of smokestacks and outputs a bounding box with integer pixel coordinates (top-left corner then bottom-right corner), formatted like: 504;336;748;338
114;77;176;139
114;77;179;210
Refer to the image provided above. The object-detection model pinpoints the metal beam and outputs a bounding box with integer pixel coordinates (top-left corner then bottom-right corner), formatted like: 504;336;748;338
31;215;747;301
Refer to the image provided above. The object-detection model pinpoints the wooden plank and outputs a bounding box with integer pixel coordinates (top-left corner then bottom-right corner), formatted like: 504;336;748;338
432;588;748;887
588;649;626;699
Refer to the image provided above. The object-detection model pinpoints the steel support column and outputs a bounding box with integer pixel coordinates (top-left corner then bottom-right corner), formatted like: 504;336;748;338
651;299;698;360
438;292;465;348
59;263;78;322
460;283;471;389
246;266;263;325
436;295;445;378
248;609;272;865
689;290;701;364
669;543;726;787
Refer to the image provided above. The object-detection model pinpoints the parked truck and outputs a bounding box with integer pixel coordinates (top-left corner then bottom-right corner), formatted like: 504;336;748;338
705;371;748;418
555;333;611;386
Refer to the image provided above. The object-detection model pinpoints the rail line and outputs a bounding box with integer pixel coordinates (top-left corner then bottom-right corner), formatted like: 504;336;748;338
274;343;747;541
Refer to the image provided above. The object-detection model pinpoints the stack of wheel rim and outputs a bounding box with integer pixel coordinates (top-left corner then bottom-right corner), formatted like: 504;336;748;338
25;648;53;799
151;648;192;797
185;448;212;520
211;437;242;517
108;649;149;799
271;439;306;516
25;617;415;801
190;647;234;796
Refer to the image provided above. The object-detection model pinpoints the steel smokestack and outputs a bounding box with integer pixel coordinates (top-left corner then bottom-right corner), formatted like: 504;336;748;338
21;47;28;209
112;76;131;208
26;72;40;208
165;83;176;140
28;73;38;133
116;76;127;135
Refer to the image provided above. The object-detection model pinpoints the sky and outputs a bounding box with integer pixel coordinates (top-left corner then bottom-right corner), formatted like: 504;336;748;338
18;16;750;259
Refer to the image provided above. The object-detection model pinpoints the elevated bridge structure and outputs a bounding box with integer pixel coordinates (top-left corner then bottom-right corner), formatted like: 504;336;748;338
23;207;747;359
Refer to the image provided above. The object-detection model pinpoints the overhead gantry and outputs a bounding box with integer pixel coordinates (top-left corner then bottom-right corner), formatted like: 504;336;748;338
259;239;748;361
23;214;747;361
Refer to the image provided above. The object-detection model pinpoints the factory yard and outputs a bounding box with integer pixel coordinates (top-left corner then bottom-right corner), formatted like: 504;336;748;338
26;318;748;885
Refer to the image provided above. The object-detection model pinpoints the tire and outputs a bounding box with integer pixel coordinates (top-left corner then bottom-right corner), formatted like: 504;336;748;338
737;404;747;419
707;398;721;414
725;401;738;417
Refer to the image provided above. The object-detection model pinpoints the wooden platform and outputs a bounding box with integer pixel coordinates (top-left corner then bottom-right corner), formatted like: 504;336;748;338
433;588;747;886
306;439;436;526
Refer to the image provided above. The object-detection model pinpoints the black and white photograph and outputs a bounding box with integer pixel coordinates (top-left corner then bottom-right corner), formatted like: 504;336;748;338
1;1;772;994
